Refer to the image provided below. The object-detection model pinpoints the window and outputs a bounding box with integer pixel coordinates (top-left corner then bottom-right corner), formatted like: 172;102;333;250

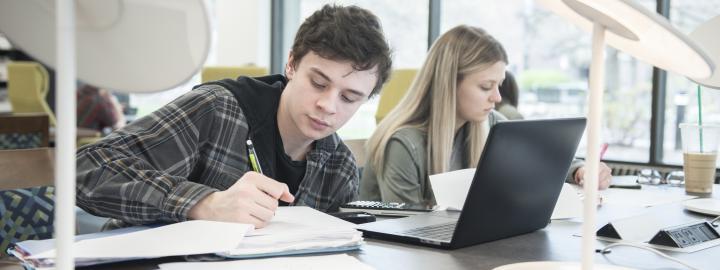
289;0;429;139
663;0;720;166
441;0;656;162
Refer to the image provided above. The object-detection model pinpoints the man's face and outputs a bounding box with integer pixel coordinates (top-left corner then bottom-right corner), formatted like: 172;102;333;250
283;51;378;141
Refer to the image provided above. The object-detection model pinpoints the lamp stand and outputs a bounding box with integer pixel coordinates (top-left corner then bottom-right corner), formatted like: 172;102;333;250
55;0;77;269
493;23;634;270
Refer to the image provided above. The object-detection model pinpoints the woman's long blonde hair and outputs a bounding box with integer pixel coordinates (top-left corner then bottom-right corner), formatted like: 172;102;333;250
367;25;508;176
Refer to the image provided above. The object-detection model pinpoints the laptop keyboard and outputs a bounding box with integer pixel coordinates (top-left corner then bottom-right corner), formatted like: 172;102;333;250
399;222;457;242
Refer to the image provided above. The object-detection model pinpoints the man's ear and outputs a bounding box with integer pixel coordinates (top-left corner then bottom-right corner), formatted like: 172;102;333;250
285;53;295;80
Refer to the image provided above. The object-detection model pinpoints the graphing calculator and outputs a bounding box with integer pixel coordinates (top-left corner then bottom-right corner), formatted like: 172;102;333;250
339;201;434;217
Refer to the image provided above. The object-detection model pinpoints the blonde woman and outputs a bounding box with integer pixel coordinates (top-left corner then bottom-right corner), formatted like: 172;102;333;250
360;25;610;205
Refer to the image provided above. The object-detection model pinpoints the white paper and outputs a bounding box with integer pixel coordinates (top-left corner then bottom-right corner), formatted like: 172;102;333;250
221;206;363;257
601;188;697;207
430;169;580;220
248;206;356;236
16;226;148;256
611;175;640;186
31;220;253;259
13;226;153;268
428;168;476;210
551;183;583;219
224;231;363;256
159;254;374;270
608;213;680;242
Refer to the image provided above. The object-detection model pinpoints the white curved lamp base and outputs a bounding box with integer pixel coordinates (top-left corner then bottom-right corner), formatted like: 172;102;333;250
493;261;636;270
684;198;720;215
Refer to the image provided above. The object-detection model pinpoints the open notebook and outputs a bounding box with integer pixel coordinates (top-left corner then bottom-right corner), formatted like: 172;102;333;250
218;207;362;259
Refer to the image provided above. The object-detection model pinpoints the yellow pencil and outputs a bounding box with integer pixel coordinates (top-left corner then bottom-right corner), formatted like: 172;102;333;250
246;140;264;174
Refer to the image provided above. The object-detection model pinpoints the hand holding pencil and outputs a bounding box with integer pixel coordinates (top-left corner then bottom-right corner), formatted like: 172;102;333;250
187;140;294;228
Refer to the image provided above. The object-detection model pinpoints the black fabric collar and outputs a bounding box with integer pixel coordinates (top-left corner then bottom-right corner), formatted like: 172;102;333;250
194;75;341;177
196;75;285;177
199;75;286;137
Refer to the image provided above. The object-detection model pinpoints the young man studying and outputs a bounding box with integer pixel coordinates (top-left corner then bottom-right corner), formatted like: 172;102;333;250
76;4;392;229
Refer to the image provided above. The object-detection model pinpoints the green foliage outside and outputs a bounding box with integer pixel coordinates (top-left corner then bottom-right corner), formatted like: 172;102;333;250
517;69;571;91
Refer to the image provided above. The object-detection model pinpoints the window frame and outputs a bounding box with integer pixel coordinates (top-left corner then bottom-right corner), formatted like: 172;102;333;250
269;0;707;169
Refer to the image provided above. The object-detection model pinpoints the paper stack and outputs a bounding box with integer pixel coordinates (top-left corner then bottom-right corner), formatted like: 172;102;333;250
159;254;374;270
9;206;363;269
9;220;253;269
218;206;364;258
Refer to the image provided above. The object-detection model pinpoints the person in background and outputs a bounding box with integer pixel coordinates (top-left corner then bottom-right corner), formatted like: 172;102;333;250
359;25;610;206
76;4;392;229
76;82;126;133
496;71;523;120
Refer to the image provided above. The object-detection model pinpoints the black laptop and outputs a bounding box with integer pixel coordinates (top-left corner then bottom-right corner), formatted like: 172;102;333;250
358;117;586;249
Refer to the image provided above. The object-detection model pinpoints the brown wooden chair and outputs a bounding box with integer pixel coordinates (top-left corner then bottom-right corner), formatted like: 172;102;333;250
0;114;53;256
0;148;55;190
0;113;50;149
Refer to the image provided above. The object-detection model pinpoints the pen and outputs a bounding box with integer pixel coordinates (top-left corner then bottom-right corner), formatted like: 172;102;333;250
599;142;608;160
246;139;264;174
247;140;294;204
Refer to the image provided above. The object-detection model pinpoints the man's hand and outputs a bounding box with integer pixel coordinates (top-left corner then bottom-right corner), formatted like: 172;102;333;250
188;172;295;228
574;162;612;190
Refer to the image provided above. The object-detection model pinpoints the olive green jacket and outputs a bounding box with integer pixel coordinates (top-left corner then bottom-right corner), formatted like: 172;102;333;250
496;103;524;120
359;111;582;205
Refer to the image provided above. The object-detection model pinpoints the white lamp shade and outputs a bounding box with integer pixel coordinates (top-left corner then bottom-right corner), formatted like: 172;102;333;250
1;2;211;269
0;0;211;93
689;15;720;89
536;0;714;80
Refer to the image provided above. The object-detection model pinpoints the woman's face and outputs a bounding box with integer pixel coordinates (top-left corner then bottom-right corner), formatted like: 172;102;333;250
456;61;506;123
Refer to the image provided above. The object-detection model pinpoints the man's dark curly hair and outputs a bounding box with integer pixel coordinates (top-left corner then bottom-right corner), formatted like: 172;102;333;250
290;4;392;98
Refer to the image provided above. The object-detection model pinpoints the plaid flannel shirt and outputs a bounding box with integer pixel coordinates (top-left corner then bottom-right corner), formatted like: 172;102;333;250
76;79;359;227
